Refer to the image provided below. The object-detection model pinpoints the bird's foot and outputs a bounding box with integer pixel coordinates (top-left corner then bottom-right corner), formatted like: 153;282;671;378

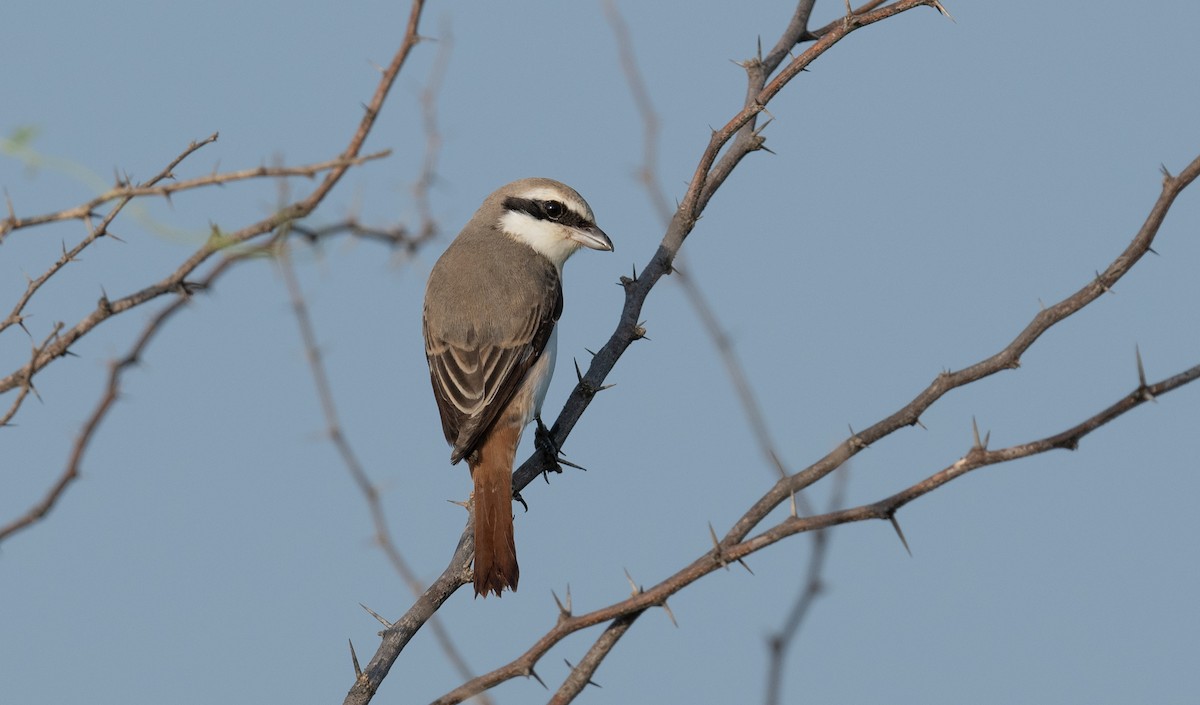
535;416;587;481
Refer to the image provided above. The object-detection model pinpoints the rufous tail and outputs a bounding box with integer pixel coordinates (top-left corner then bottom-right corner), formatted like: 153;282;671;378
470;423;520;597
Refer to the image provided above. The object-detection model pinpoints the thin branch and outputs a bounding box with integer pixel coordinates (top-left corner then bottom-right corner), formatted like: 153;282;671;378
604;0;810;496
428;143;1200;705
727;151;1200;550
534;0;942;475
0;134;219;341
0;322;63;427
390;2;952;703
764;470;847;705
742;361;1200;557
0;237;276;543
432;358;1200;705
411;24;452;253
602;0;671;224
0;131;219;240
276;236;492;705
356;3;1196;703
547;613;641;704
290;219;417;248
0;0;430;545
0;2;426;399
0;150;390;239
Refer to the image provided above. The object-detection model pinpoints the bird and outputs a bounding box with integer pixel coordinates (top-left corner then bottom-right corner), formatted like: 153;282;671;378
423;177;613;597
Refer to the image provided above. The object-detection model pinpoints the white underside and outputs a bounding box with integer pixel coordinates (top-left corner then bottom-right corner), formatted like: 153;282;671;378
527;328;557;423
502;327;557;448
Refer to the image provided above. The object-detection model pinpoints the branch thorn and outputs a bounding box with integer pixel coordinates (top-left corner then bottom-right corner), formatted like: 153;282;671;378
552;584;573;620
970;416;989;451
563;659;602;689
888;512;913;556
661;598;679;627
527;666;547;690
930;0;956;21
847;424;868;451
359;602;392;630
624;567;643;596
708;522;729;570
1135;345;1156;402
619;262;639;288
349;639;364;680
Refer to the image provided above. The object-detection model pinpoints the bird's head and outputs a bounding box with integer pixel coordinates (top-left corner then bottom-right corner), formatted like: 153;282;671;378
490;177;614;270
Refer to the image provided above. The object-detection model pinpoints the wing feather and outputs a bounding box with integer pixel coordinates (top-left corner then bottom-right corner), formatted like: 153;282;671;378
424;268;562;464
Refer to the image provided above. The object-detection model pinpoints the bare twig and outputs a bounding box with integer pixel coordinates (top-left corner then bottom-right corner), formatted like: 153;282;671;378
602;0;671;224
604;0;809;496
0;150;390;239
531;1;944;479
728;151;1200;548
0;134;219;342
764;470;847;705
433;357;1200;705
0;236;275;542
607;0;817;579
411;24;452;253
0;0;424;398
290;219;418;248
276;235;491;705
349;2;952;703
350;2;1197;703
0;322;62;427
0;0;430;545
547;613;640;704
431;89;1200;705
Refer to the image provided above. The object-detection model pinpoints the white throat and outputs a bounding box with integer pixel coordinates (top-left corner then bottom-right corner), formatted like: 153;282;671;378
498;211;580;272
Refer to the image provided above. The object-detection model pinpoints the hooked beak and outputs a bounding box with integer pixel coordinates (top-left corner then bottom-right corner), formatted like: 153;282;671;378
568;224;614;252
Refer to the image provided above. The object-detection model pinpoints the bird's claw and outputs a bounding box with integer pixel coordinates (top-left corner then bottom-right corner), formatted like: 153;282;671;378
535;416;588;481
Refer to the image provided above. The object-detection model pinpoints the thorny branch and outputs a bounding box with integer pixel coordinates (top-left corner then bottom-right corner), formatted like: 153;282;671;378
604;0;803;487
277;236;492;705
432;352;1200;705
607;2;831;698
359;3;1198;704
0;236;280;542
0;0;430;543
0;150;391;240
273;36;489;693
764;471;847;705
5;1;1187;703
1;133;217;344
345;2;971;704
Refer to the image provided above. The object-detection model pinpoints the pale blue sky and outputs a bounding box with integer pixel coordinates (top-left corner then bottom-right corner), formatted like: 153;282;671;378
4;2;1199;704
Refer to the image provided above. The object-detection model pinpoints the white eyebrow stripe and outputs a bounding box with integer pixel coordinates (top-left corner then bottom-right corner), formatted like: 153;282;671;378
515;187;591;221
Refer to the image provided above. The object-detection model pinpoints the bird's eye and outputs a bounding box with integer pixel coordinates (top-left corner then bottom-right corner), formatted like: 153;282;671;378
543;200;565;221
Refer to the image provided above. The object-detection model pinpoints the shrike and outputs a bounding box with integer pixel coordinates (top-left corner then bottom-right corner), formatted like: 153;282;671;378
423;178;613;597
